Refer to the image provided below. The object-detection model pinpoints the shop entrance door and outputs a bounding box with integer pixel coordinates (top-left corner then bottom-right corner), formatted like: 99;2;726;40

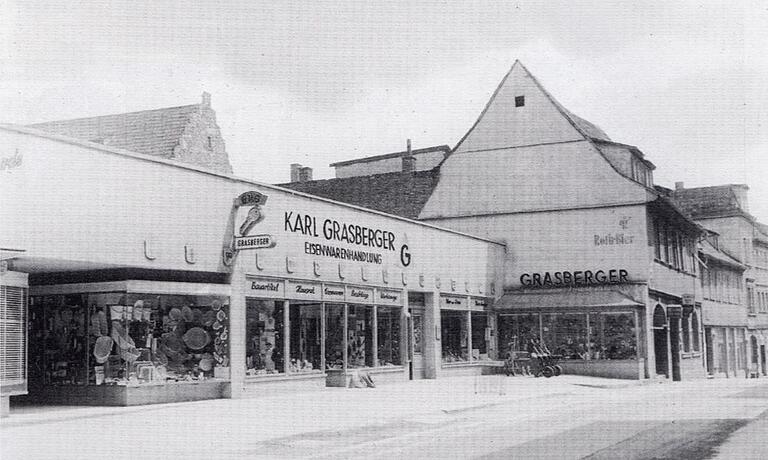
408;309;425;380
652;305;668;377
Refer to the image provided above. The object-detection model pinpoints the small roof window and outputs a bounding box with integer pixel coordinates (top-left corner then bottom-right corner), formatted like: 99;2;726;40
515;95;525;107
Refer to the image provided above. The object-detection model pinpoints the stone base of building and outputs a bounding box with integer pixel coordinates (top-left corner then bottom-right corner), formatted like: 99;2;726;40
558;359;645;380
22;381;228;406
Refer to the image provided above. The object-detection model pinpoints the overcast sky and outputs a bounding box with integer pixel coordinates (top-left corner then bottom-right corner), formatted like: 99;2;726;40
2;1;767;219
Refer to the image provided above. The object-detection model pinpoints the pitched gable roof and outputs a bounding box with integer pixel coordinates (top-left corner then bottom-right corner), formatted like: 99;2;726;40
27;103;200;159
278;169;440;220
453;60;610;154
669;184;750;220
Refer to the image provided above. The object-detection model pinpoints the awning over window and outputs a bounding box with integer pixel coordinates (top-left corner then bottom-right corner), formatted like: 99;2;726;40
496;289;642;310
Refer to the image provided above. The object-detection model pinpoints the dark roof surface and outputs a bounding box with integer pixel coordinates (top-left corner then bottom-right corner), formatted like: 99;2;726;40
279;170;441;219
669;185;749;219
26;104;200;158
330;145;450;167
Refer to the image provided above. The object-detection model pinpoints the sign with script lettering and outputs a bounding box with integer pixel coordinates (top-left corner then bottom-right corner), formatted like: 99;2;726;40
286;280;322;301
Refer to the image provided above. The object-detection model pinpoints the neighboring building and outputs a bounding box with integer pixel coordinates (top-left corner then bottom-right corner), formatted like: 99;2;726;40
288;61;707;381
697;236;748;377
670;183;768;377
26;92;233;174
330;144;450;178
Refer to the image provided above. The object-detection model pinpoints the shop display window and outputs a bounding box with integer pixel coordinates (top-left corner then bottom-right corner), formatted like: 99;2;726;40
347;304;374;368
325;304;345;369
33;294;91;385
470;312;490;360
246;299;284;375
30;292;230;388
544;313;588;360
589;312;637;360
288;302;322;373
441;310;469;363
377;306;401;366
498;313;539;355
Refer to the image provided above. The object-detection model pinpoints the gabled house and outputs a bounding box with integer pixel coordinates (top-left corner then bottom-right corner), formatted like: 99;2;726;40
26;92;233;174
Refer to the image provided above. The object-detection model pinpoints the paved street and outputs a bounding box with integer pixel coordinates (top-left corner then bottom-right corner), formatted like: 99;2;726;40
2;376;767;459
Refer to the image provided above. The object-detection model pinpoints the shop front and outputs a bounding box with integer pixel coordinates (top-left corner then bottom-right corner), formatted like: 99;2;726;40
495;287;646;379
241;277;407;390
439;295;501;376
25;281;231;406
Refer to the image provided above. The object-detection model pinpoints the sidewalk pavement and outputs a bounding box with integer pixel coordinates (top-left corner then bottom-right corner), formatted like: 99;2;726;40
1;374;639;429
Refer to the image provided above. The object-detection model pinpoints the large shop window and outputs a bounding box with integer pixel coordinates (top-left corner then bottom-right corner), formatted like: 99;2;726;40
471;312;491;361
30;293;230;387
377;306;401;366
498;313;538;356
441;311;469;363
325;304;345;370
246;299;284;375
544;313;589;360
499;312;637;360
288;302;322;373
347;304;374;368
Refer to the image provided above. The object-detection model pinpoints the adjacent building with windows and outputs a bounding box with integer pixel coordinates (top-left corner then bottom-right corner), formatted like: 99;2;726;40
669;183;768;377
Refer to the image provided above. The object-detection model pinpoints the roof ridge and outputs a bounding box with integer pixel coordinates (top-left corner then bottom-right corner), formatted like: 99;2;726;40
27;103;200;126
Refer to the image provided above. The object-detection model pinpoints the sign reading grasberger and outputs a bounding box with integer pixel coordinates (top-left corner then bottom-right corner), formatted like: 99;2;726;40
520;269;629;288
285;211;410;266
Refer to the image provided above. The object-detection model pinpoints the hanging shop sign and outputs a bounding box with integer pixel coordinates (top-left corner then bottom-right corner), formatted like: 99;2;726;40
285;280;322;301
235;234;275;250
519;269;629;288
346;286;373;304
681;294;694;306
322;284;346;302
376;289;402;306
247;278;284;298
440;295;468;310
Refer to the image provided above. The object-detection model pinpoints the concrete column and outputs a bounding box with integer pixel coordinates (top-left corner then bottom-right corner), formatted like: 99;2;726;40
283;300;290;374
422;291;441;379
1;396;9;418
228;261;246;398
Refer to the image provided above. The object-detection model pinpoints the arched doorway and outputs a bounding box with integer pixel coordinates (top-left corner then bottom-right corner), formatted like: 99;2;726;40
653;305;668;377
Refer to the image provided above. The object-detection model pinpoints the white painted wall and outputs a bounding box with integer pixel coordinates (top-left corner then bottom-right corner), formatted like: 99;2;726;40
424;204;650;290
454;63;584;154
420;141;649;219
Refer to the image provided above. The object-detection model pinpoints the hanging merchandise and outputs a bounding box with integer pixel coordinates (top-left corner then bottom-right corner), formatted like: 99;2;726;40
181;306;194;322
183;327;211;350
93;336;114;364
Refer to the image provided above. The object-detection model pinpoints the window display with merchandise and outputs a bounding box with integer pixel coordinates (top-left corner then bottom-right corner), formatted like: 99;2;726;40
441;310;469;362
30;292;231;388
376;306;401;366
246;299;284;375
325;304;345;369
288;302;322;373
470;312;491;361
347;304;374;368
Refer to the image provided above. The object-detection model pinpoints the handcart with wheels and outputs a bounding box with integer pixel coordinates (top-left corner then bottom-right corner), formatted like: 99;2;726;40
527;337;562;378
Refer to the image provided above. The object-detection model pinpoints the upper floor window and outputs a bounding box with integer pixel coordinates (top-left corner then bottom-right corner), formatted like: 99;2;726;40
515;95;525;107
653;218;693;273
631;157;652;187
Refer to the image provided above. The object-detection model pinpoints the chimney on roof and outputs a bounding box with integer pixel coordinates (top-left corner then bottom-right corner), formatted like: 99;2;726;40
299;166;313;183
402;138;415;173
201;92;211;108
675;181;685;191
290;163;302;182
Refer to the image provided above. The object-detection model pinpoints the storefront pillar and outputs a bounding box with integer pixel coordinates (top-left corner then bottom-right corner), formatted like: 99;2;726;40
422;291;441;379
1;396;9;418
228;261;247;398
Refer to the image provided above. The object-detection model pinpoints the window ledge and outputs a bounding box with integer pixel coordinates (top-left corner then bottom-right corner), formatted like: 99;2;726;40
245;372;324;383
